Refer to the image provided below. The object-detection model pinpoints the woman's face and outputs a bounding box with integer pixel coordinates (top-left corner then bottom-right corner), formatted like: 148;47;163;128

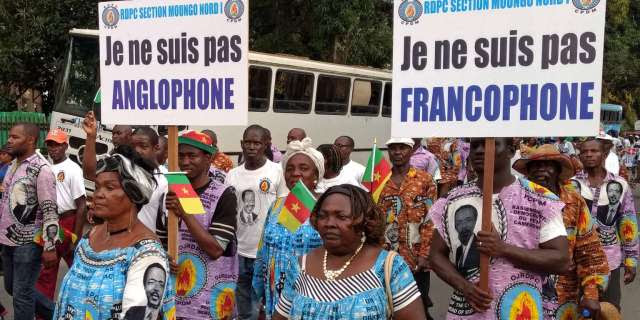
93;171;134;219
285;153;318;190
314;193;361;252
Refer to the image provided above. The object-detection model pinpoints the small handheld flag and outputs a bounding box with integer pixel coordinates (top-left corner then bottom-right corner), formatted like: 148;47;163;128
165;172;205;215
362;140;392;203
277;180;316;233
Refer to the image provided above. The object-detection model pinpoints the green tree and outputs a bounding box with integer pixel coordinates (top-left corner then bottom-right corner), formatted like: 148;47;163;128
0;0;98;113
603;0;640;130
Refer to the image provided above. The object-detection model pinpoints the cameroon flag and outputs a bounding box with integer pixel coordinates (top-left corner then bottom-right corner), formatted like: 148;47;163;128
34;227;78;246
362;142;391;203
165;172;205;215
277;180;316;233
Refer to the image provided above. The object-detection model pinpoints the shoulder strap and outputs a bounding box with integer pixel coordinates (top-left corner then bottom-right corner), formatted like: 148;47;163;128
384;250;397;319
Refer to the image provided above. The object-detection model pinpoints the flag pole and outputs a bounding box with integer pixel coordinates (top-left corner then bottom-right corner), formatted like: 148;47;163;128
168;126;179;275
479;137;495;291
369;138;377;196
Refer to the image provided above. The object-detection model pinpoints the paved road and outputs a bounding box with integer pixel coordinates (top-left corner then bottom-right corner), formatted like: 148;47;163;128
3;188;640;319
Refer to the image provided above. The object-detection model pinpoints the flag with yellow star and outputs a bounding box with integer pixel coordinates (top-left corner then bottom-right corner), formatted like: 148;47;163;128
165;172;205;215
277;180;316;233
362;142;391;203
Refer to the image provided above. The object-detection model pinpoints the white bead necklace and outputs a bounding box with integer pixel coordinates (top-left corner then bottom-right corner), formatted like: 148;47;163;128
323;242;364;281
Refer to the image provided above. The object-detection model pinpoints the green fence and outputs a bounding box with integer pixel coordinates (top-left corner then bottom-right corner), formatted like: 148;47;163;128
0;111;50;148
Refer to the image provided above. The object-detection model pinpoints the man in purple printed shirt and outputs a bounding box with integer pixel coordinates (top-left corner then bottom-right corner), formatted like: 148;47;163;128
410;138;440;178
0;123;60;320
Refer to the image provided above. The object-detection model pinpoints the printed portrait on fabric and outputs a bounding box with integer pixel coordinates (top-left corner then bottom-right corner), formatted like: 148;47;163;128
123;263;167;320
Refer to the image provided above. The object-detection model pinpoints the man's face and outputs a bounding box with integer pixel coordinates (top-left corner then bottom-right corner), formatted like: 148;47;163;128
45;140;68;163
455;207;477;243
243;191;255;213
607;183;622;205
7;126;31;158
131;134;159;166
112;125;132;148
0;151;11;164
579;140;604;169
388;144;412;167
469;138;514;173
334;137;353;163
46;225;57;240
178;144;211;180
241;129;266;162
287;129;305;144
527;160;560;191
144;267;166;309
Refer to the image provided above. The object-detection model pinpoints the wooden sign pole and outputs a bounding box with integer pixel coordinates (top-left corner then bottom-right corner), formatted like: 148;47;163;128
167;126;179;270
479;137;495;291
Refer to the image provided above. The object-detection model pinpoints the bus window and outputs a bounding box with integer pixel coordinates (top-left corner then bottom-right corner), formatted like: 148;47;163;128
273;69;314;113
351;79;381;116
315;75;350;115
249;66;272;112
382;82;392;117
54;36;100;118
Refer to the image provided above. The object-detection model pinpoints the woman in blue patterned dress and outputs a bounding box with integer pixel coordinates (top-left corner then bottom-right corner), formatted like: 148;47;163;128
273;185;425;320
253;138;325;318
53;146;173;320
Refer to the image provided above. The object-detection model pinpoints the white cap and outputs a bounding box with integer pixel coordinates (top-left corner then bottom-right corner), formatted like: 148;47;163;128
385;137;414;147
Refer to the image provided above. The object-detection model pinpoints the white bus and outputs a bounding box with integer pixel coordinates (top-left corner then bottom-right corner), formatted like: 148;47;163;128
51;28;392;164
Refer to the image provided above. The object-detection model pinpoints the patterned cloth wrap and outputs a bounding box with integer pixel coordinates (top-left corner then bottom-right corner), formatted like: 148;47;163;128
252;197;323;319
431;178;565;320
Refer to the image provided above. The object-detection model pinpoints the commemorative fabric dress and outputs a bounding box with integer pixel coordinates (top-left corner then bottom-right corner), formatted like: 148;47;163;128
275;250;421;319
53;237;173;320
252;197;323;318
572;172;639;271
175;179;238;320
430;178;565;320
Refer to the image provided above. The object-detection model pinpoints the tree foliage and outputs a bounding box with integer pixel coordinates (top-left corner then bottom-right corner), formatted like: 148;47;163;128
0;0;97;113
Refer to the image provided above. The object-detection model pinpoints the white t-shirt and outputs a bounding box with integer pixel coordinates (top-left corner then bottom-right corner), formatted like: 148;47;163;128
138;171;168;233
51;158;86;214
226;160;288;258
340;160;366;185
316;173;366;194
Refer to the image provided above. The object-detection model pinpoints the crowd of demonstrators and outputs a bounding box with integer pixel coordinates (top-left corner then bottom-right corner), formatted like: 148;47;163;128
377;138;437;319
2;113;640;320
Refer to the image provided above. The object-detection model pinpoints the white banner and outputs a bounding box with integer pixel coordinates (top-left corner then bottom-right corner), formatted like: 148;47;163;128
392;0;606;137
99;0;248;126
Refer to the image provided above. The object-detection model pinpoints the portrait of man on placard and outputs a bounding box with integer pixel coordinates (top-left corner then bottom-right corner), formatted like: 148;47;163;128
123;263;166;320
597;181;623;226
239;189;258;225
454;205;480;275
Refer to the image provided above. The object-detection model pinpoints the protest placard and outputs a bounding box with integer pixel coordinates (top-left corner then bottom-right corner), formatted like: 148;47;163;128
392;0;607;137
99;0;248;126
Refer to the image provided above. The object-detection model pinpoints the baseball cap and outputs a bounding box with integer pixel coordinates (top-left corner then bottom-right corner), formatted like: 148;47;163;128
45;128;68;144
178;130;217;154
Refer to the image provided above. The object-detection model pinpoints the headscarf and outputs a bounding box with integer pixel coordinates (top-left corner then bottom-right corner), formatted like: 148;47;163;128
281;137;325;182
96;153;156;210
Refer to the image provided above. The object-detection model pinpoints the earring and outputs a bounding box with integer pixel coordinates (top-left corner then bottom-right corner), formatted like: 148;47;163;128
127;211;134;232
361;232;366;243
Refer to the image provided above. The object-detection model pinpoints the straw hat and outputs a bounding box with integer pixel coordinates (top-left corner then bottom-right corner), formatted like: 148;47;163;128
597;302;621;320
512;144;575;182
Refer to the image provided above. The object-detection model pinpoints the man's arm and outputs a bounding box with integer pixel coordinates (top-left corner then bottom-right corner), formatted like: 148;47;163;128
477;229;569;274
82;111;98;181
37;164;60;267
73;196;87;239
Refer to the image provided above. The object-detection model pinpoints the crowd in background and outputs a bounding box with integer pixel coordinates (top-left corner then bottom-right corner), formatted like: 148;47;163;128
0;116;638;320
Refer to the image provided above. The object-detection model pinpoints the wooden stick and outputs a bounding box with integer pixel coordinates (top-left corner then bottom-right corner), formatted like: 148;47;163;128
479;137;495;291
167;126;179;265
